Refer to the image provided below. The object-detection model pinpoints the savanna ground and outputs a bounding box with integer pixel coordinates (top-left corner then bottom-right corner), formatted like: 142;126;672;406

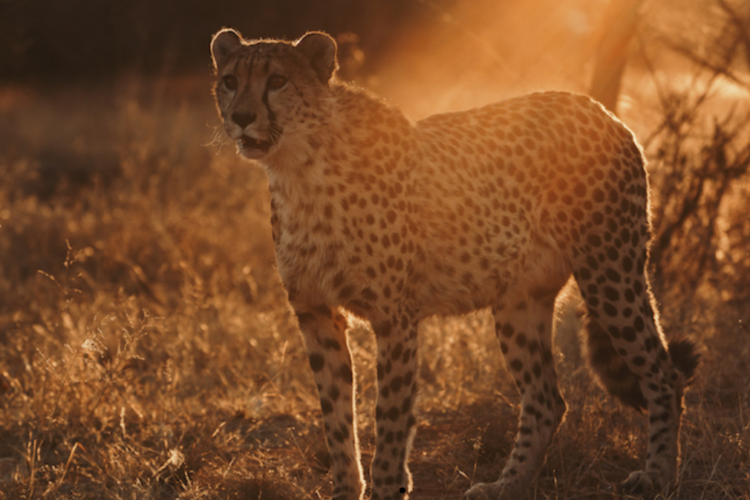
2;2;750;499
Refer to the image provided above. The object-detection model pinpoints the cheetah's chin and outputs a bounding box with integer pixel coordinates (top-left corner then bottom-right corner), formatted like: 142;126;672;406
238;135;273;158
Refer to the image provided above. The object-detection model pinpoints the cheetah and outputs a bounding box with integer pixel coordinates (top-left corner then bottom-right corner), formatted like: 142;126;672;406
210;29;698;500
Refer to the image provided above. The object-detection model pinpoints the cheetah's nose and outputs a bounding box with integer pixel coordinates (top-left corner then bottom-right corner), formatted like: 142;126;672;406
231;111;257;128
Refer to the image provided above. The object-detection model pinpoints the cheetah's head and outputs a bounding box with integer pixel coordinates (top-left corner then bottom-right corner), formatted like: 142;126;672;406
211;29;338;160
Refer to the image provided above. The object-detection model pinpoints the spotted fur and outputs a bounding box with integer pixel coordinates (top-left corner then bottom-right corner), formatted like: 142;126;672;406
210;29;698;500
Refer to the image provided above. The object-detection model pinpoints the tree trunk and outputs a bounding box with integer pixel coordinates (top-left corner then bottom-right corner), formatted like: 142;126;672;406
589;0;644;115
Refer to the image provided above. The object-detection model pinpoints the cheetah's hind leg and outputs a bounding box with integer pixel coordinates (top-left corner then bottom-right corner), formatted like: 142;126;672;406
572;229;699;495
465;287;567;500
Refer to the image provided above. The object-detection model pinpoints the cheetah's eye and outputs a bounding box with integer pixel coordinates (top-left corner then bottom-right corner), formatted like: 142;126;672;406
267;74;288;90
223;75;238;90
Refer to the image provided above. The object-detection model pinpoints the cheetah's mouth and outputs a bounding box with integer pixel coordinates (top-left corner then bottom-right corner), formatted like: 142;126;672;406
238;135;273;154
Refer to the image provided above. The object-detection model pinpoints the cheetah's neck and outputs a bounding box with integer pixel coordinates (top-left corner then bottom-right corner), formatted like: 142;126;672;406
262;82;416;214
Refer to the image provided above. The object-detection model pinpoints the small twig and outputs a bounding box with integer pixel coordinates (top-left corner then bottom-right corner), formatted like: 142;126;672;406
287;428;312;473
56;442;83;489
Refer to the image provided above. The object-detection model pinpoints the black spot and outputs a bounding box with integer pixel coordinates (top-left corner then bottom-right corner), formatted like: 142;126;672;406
622;326;636;342
338;365;353;384
604;286;619;301
296;311;315;325
516;333;527;348
402;349;412;364
586;255;599;271
401;396;412;413
509;359;523;372
605;268;622;283
390;376;403;393
603;302;618;317
339;285;355;300
579;267;592;280
622;256;633;273
634;316;645;332
606;246;619;261
501;323;515;338
321;397;333;414
328;385;341;401
309;353;325;372
388;407;400;421
391;342;403;361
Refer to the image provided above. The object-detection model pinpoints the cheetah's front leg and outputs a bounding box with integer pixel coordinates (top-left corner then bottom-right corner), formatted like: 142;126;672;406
296;305;364;500
370;314;420;500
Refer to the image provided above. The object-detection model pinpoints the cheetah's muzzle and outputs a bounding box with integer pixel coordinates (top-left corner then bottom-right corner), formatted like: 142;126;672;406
238;135;272;154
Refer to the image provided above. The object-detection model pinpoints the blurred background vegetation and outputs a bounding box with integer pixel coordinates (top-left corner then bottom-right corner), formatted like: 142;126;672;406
0;0;429;80
1;0;749;498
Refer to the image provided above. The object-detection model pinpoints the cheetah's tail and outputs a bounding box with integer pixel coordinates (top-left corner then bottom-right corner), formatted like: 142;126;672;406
583;318;699;412
666;336;700;381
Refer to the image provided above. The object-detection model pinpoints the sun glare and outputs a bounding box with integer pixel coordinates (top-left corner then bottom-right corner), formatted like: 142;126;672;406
374;0;608;118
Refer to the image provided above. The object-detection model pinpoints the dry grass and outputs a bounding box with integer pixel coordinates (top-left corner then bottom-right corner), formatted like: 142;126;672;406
0;70;748;500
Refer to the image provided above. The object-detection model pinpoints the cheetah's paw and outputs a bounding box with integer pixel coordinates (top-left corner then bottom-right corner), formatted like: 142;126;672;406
464;482;522;500
620;470;659;498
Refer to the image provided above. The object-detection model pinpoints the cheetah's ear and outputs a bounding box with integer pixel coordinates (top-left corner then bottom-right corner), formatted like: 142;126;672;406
295;31;338;84
211;28;243;70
